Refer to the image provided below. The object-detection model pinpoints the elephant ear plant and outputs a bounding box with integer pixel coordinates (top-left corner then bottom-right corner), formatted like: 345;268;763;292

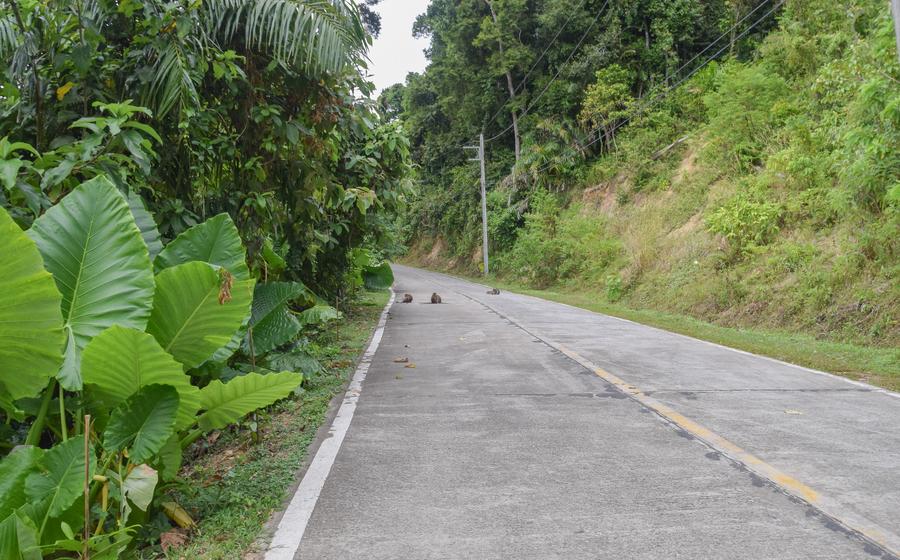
0;177;303;558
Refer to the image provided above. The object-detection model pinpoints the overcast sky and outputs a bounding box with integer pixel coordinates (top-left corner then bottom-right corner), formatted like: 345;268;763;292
367;0;431;95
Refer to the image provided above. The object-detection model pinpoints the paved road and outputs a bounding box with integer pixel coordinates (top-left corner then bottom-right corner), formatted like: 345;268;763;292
274;265;900;560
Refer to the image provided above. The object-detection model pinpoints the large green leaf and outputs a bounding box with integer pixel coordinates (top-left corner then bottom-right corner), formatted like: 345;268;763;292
246;282;305;355
127;191;163;262
0;207;64;400
154;435;183;482
81;326;200;430
0;511;40;560
197;371;302;431
0;447;43;519
150;212;252;366
298;304;340;327
27;176;155;390
154;213;250;280
24;436;95;519
264;348;322;376
103;385;179;464
147;262;254;369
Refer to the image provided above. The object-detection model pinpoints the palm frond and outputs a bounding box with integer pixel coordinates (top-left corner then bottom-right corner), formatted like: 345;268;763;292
75;0;109;32
146;41;201;118
204;0;367;76
0;15;17;59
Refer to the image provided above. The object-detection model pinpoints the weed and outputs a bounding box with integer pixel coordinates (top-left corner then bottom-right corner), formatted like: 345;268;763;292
160;290;390;559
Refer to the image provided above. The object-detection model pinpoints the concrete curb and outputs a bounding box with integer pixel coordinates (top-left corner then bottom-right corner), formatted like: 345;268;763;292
256;290;396;560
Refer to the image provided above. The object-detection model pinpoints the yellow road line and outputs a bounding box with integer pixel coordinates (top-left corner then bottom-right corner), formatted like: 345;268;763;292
557;343;820;501
552;343;899;555
456;289;900;557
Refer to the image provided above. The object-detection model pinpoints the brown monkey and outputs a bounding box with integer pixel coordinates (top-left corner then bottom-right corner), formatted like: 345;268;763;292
486;288;500;295
430;292;442;304
402;293;413;303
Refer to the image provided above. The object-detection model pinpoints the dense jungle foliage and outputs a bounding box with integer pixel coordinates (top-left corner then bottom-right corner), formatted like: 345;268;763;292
0;0;408;557
392;0;900;347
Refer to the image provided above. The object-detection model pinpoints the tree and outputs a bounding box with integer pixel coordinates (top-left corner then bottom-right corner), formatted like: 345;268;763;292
358;0;383;37
0;0;411;299
476;0;534;161
578;64;635;152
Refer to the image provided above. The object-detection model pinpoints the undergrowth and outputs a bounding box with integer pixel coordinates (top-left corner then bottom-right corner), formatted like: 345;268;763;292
151;290;389;559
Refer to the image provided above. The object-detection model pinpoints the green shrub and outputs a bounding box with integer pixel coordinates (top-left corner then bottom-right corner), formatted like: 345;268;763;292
706;191;783;257
766;242;818;274
0;177;305;558
703;62;792;171
605;275;624;302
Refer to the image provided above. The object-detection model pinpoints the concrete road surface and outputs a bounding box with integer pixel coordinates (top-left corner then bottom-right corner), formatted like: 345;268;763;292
267;264;900;560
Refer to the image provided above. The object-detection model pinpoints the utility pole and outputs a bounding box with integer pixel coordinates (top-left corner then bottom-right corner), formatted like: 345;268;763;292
892;0;900;65
464;133;490;276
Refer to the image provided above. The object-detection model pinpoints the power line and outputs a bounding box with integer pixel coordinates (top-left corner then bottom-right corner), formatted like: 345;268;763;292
533;0;785;176
482;0;590;131
485;0;613;143
670;0;773;81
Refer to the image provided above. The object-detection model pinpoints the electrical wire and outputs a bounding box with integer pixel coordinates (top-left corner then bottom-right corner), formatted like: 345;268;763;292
670;0;773;81
531;0;785;176
484;0;613;143
482;0;590;131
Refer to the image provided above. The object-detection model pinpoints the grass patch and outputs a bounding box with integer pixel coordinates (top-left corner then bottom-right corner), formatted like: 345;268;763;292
157;289;390;559
438;269;900;391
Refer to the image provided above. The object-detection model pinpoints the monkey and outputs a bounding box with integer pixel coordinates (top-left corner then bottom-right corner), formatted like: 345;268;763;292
486;288;500;295
401;293;413;303
430;292;442;304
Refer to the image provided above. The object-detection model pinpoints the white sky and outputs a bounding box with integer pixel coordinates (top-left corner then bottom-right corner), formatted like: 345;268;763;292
367;0;431;95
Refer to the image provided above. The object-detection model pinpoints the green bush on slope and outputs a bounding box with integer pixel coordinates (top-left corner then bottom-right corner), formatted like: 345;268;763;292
410;0;899;347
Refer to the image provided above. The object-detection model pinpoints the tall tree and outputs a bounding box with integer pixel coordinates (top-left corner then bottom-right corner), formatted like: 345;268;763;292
479;0;532;161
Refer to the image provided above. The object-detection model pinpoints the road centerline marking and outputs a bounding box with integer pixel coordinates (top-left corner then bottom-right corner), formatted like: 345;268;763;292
456;289;900;559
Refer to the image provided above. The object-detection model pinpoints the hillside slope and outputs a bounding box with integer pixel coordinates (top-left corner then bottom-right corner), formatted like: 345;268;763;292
401;1;899;349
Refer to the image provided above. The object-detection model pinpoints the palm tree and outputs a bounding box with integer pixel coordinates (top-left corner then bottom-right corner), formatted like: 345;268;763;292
150;0;369;116
0;0;368;127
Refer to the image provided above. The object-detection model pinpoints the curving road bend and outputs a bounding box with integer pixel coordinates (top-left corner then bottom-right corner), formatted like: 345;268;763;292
269;264;900;560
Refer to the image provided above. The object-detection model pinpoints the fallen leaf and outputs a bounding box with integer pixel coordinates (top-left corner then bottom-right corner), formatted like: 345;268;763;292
162;501;196;528
160;528;188;552
393;357;409;363
784;409;803;415
405;363;416;369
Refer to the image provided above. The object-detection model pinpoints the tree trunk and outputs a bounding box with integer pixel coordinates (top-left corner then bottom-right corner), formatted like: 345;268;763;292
730;2;739;54
9;0;44;150
503;71;521;161
485;0;520;162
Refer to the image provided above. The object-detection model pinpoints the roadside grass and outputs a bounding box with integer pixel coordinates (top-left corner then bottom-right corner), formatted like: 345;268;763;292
158;289;390;559
429;268;900;391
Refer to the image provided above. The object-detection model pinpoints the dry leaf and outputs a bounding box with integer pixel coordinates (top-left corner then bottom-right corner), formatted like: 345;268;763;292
162;501;196;528
160;528;188;552
393;357;409;363
405;363;416;369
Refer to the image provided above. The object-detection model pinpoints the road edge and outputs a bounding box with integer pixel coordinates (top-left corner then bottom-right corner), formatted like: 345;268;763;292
260;289;396;560
454;287;900;559
404;264;899;399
